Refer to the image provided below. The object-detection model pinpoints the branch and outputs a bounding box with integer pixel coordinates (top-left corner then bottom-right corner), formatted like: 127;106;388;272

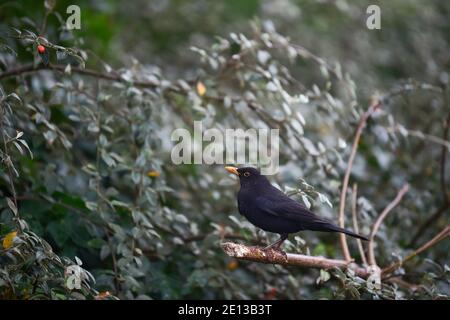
0;63;162;89
368;183;409;266
351;183;368;265
409;203;450;247
338;99;381;261
221;242;370;278
386;277;419;291
385;125;450;150
383;225;450;276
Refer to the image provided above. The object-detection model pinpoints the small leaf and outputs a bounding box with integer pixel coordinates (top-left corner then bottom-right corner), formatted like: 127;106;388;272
10;27;22;36
43;130;57;144
87;122;99;133
226;260;239;271
301;137;320;156
223;96;232;108
257;50;271;65
316;269;331;284
17;139;33;159
56;50;67;61
147;170;160;178
298;94;309;104
196;81;206;97
13;141;24;155
75;256;83;266
7;93;22;105
6;198;18;216
101;150;116;167
296;111;306;125
2;231;17;250
65;64;72;75
44;0;56;11
266;81;278;92
111;200;129;208
301;195;311;209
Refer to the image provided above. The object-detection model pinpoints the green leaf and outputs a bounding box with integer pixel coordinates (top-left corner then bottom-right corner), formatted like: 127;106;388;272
6;198;18;216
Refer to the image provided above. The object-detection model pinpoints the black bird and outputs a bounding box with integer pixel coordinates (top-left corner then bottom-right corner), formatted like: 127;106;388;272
225;166;368;250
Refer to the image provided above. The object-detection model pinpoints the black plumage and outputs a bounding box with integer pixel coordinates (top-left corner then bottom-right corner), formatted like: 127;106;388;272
225;166;368;250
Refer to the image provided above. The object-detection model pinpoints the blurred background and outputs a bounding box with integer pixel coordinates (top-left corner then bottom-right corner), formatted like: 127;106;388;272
0;0;449;299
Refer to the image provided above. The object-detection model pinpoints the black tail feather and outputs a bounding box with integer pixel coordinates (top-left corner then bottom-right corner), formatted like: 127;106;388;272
326;224;369;241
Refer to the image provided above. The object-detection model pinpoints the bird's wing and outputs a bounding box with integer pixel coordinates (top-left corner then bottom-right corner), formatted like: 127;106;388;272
254;191;330;228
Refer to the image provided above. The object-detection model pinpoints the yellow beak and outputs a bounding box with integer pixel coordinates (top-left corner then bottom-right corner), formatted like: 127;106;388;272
225;166;239;176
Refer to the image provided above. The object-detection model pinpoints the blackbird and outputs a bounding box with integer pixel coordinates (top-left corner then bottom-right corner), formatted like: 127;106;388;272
225;166;368;250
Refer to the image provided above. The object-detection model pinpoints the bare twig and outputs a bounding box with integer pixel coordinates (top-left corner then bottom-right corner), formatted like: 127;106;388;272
39;11;50;35
386;125;450;149
386;277;419;291
383;225;450;276
351;184;368;265
368;183;409;266
338;100;381;261
221;242;370;278
106;232;121;295
409;203;450;247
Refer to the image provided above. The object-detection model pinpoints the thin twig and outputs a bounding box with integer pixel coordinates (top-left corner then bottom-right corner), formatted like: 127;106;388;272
221;242;370;278
386;277;419;291
351;183;368;265
106;232;121;294
368;183;409;266
39;10;50;35
338;100;381;261
386;125;450;149
383;225;450;276
409;203;450;247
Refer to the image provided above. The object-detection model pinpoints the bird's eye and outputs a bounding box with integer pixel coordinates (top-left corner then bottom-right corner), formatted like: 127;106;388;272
243;172;250;177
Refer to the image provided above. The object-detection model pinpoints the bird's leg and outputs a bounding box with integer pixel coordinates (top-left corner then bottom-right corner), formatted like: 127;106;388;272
264;234;288;251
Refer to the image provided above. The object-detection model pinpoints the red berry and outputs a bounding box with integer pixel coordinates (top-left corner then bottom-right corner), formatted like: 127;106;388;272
37;45;45;54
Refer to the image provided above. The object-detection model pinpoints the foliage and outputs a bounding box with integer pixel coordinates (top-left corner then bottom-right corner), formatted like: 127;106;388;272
0;0;449;299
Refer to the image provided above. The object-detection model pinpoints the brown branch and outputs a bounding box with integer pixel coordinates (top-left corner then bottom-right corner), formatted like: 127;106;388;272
386;277;419;291
382;225;450;276
351;183;368;265
385;125;450;149
221;242;370;278
368;183;409;266
0;63;162;89
338;99;381;261
409;203;450;247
